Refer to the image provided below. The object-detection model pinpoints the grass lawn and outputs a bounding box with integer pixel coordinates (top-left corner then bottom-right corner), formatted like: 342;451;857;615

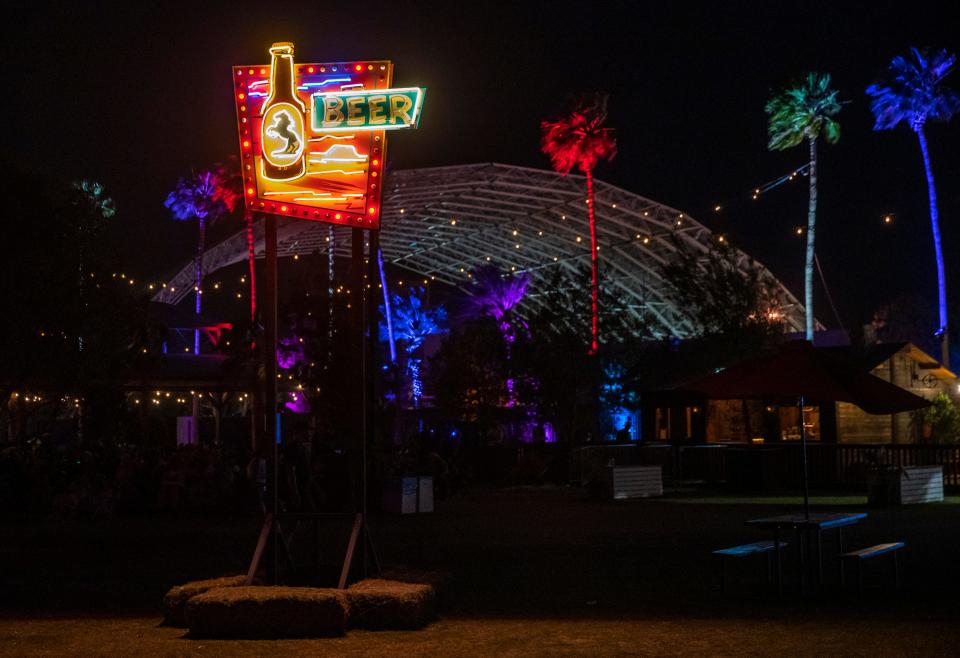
3;485;960;655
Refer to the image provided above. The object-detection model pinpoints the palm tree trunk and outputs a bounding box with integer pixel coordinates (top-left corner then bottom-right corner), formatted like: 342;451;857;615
408;358;421;408
504;334;515;407
245;211;257;323
804;137;818;342
193;215;206;446
586;169;600;354
194;215;206;355
916;127;949;366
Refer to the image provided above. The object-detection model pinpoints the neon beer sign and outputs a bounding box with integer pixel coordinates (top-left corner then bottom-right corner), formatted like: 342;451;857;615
233;42;426;229
312;88;424;132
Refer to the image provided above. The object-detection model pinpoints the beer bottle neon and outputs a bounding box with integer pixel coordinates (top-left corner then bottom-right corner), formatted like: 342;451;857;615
260;42;306;182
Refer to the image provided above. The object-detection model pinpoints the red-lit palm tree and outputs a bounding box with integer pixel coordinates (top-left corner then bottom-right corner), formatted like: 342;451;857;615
541;93;617;354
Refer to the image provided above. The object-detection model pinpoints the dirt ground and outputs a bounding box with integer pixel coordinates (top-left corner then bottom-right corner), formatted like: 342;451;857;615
3;614;960;657
3;486;960;655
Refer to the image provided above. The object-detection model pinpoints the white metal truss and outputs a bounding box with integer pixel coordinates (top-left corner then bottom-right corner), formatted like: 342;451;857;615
153;163;806;338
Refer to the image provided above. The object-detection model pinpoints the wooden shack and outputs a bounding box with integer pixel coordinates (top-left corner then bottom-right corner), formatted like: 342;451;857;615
834;342;956;444
639;341;955;445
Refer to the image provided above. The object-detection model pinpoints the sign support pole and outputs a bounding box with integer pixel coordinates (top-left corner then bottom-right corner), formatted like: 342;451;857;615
353;228;366;579
365;230;381;576
264;214;279;582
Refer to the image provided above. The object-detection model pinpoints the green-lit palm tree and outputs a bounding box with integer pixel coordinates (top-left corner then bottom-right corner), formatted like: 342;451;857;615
867;48;960;366
70;179;117;349
765;73;842;341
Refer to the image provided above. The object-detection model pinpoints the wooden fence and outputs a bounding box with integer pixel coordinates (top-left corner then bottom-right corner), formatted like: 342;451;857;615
570;442;960;491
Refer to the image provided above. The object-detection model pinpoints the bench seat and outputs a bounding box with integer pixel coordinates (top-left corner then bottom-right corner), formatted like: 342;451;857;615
840;542;905;595
841;542;904;560
713;540;788;557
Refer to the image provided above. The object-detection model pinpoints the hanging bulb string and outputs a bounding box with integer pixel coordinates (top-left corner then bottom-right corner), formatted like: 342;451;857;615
509;163;816;277
711;162;812;211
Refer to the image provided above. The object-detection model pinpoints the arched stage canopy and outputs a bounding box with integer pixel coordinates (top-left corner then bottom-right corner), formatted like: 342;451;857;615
153;163;805;338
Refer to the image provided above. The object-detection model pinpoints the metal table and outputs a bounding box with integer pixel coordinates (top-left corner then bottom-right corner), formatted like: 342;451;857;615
746;512;867;595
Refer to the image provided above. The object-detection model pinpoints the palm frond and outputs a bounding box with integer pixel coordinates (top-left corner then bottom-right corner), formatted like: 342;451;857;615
765;72;842;150
540;92;617;175
165;160;242;223
867;47;960;131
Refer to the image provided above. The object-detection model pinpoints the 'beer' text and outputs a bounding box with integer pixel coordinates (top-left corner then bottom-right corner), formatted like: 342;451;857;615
311;88;425;132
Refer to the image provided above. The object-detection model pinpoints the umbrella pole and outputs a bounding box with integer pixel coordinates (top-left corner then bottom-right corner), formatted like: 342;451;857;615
799;395;810;519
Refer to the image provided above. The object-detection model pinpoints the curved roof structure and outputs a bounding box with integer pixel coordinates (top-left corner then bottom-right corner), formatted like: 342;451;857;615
153;163;805;338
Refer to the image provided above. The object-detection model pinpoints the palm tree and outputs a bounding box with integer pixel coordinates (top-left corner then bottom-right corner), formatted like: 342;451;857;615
165;162;241;354
71;179;117;224
69;179;117;443
381;288;446;408
867;48;960;366
465;267;530;405
766;73;842;342
541;93;617;354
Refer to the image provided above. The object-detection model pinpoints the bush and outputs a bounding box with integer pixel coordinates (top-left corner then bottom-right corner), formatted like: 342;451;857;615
913;392;960;444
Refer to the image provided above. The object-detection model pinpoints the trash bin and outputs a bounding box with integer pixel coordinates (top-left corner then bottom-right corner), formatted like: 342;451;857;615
418;476;434;513
867;466;900;507
382;477;419;514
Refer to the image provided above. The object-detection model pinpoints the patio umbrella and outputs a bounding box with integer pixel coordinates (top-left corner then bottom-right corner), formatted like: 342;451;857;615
680;340;931;517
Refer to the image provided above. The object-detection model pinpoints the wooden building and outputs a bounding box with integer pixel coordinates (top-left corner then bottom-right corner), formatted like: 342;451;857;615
639;342;955;445
833;342;956;444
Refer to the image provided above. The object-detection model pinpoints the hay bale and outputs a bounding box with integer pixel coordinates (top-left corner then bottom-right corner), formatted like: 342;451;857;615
185;586;348;638
378;567;452;602
378;567;454;610
162;575;247;627
346;579;435;629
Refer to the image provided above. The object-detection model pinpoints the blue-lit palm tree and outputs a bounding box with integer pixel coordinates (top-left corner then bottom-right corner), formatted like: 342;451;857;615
766;73;842;342
382;287;446;408
165;163;240;353
867;48;960;366
465;267;530;405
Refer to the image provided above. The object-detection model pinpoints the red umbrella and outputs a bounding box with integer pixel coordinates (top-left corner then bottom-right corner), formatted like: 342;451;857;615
682;340;931;414
680;340;931;516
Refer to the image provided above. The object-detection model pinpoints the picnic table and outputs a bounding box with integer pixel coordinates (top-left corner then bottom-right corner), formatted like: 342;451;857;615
746;512;867;595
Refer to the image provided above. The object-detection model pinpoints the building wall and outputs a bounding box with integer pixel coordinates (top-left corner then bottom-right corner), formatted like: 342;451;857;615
836;401;891;444
836;346;954;444
705;399;767;443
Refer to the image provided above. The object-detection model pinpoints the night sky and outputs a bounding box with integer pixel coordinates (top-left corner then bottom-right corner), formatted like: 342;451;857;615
4;1;959;336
